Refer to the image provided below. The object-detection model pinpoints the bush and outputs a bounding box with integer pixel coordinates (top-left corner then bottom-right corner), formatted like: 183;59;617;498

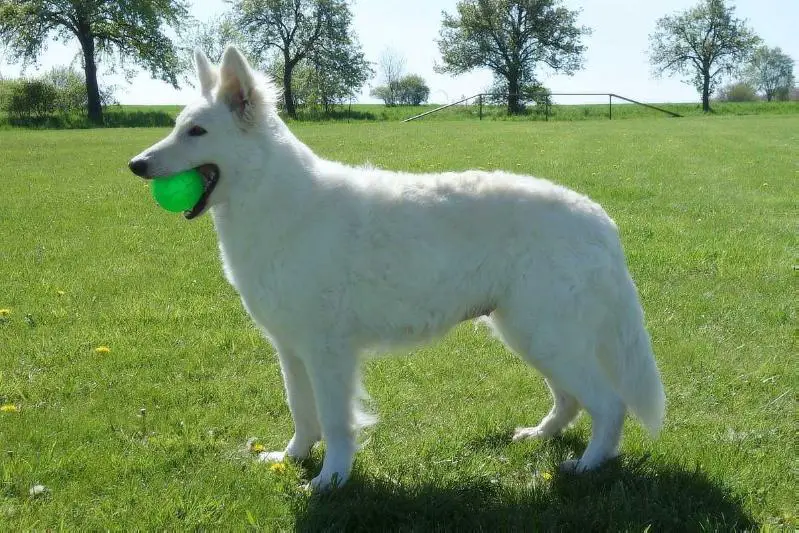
1;67;117;122
717;82;759;102
485;79;551;115
42;66;88;114
2;79;58;119
0;78;13;110
372;74;430;106
396;75;430;106
773;86;792;102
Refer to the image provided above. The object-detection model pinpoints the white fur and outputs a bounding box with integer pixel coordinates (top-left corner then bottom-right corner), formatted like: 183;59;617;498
131;47;666;490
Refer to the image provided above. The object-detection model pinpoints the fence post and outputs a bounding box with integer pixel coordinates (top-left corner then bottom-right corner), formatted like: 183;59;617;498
608;94;612;120
478;94;483;120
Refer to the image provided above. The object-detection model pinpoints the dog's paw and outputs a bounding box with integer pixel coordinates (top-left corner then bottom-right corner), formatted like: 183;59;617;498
306;472;348;492
558;459;591;473
512;426;548;441
257;450;288;463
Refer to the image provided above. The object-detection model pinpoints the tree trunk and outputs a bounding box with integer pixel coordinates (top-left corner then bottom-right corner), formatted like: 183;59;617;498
701;70;711;113
283;60;296;118
79;34;103;124
507;75;521;115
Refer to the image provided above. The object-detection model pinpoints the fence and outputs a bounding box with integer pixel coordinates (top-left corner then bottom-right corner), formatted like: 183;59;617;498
402;93;683;122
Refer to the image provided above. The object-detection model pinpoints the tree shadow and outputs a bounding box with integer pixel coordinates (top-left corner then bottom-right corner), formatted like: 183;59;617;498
293;431;756;532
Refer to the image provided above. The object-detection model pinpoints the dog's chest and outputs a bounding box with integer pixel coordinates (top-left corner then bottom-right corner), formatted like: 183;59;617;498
214;224;328;337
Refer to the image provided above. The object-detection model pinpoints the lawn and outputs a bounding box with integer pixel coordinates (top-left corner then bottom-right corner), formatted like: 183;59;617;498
2;100;797;129
0;116;796;530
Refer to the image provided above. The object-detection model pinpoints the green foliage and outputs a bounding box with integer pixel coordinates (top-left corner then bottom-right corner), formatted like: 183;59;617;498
0;116;797;528
1;78;57;119
0;0;189;123
717;81;759;102
42;66;88;114
301;7;373;112
396;75;430;106
648;0;761;112
179;14;244;66
745;46;795;102
370;84;396;106
372;74;431;106
232;0;370;117
0;67;117;123
437;0;589;114
772;86;792;102
485;77;551;115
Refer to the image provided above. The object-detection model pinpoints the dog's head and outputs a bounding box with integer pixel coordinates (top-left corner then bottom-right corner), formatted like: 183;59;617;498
128;46;274;219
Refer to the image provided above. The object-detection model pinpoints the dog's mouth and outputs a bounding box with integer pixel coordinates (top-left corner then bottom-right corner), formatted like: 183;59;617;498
183;164;220;220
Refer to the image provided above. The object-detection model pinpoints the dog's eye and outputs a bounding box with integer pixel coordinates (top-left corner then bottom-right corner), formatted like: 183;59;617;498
187;125;207;137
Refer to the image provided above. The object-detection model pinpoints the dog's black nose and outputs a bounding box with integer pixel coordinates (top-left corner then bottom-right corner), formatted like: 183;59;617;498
128;158;148;177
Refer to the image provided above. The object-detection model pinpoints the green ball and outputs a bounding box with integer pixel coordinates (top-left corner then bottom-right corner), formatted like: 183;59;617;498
151;169;205;212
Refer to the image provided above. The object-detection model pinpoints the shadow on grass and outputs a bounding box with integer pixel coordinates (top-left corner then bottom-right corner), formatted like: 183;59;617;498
287;108;377;122
294;432;755;532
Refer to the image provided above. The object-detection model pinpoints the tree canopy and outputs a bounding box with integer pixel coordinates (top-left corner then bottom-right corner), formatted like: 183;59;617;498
436;0;588;114
746;46;794;102
371;74;430;107
0;0;189;123
232;0;370;117
180;14;244;66
648;0;760;112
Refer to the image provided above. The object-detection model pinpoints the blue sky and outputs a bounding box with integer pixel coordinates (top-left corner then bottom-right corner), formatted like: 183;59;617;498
1;0;796;105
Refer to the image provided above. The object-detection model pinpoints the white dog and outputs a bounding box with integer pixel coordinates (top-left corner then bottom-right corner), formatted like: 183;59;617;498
129;47;665;490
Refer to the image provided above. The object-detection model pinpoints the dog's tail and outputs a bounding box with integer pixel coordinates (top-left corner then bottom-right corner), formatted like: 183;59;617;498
597;274;666;437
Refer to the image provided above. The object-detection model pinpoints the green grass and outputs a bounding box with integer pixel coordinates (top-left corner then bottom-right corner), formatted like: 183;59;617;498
2;100;798;129
342;99;799;122
1;116;796;530
125;100;799;122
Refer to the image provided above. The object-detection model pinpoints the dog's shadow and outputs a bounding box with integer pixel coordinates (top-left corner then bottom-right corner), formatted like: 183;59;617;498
293;432;755;532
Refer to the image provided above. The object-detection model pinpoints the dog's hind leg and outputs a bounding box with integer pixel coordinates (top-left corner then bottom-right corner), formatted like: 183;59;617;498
301;344;360;490
513;379;580;440
492;308;625;473
259;348;321;463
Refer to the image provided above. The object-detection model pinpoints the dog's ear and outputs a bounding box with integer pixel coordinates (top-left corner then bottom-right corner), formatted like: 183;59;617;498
194;49;217;99
218;45;259;125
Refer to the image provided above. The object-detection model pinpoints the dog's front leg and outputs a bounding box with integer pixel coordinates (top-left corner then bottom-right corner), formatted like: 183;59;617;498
302;345;358;490
258;348;321;463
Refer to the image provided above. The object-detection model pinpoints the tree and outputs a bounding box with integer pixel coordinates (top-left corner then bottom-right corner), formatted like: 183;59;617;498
745;46;794;102
717;81;758;102
372;74;430;106
486;75;550;114
648;0;760;113
396;75;430;106
304;8;372;112
0;0;188;124
371;48;405;106
180;14;244;66
232;0;369;118
436;0;588;115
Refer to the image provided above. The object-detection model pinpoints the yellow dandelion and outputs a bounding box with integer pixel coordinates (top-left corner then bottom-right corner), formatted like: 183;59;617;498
1;404;19;413
540;471;553;481
0;309;11;317
269;462;287;474
94;346;111;354
251;443;266;454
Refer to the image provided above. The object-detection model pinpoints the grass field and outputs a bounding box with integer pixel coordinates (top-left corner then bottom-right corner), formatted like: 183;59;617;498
114;100;799;122
1;116;796;530
2;99;798;129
